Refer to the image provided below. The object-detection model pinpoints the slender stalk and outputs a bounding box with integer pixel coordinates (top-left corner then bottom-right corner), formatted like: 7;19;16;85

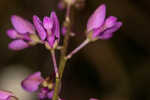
66;38;90;59
51;50;59;78
65;5;71;22
52;5;71;100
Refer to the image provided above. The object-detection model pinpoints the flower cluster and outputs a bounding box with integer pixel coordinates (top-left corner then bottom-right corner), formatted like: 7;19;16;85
21;72;56;100
7;12;60;51
33;12;60;49
87;4;122;41
3;3;122;100
7;15;37;50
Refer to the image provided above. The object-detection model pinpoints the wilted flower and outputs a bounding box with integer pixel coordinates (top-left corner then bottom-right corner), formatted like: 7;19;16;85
7;15;41;51
0;90;17;100
33;11;60;49
21;72;55;100
87;4;122;41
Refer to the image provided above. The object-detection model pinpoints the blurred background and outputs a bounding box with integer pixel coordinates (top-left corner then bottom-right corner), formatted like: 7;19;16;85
0;0;150;100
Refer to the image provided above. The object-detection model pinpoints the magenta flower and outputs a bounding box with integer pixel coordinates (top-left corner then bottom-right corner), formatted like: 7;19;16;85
0;90;17;100
33;11;60;49
87;4;122;41
21;72;44;92
7;15;38;51
21;72;55;100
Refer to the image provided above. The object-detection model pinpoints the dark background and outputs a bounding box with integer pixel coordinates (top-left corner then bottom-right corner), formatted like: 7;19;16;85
0;0;150;100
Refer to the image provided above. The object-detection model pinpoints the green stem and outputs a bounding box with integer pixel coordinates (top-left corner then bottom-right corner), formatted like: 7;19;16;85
52;5;71;100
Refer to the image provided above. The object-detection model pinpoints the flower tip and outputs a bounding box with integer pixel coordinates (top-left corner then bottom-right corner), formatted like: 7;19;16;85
8;39;29;51
105;16;118;28
33;15;38;19
33;15;39;22
100;3;106;8
97;3;106;13
21;72;44;92
6;29;18;39
87;3;106;32
11;15;17;20
11;15;19;19
50;11;60;39
43;16;53;30
11;15;35;34
50;11;57;17
33;15;47;41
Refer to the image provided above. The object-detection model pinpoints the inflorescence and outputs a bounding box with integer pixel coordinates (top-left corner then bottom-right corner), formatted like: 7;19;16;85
1;1;122;100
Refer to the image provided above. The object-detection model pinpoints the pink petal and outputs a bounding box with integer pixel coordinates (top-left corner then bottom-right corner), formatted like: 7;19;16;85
50;11;60;40
99;22;122;40
47;91;54;99
87;4;106;32
0;90;15;100
48;34;55;48
8;39;29;51
38;88;49;99
11;15;35;34
6;29;18;39
104;16;117;28
43;16;53;31
33;15;47;40
21;72;44;92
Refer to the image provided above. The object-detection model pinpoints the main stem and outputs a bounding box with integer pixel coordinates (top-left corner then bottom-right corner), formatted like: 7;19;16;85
52;5;71;100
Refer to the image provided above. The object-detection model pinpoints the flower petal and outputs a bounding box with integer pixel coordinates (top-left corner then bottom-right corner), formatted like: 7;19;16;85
8;39;29;51
0;90;15;100
11;15;35;34
87;4;106;32
50;12;60;40
6;29;18;39
21;72;44;92
38;88;49;99
47;91;54;99
43;16;53;31
99;22;122;40
104;16;117;28
33;15;47;40
48;34;55;48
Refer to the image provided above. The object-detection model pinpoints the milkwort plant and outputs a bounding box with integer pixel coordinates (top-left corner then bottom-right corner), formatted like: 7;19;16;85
1;0;122;100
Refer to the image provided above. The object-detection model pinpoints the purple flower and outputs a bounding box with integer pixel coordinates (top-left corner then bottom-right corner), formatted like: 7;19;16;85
0;90;17;100
33;11;60;49
21;72;55;100
7;15;39;51
87;4;122;41
21;72;44;92
8;39;29;51
11;15;35;34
